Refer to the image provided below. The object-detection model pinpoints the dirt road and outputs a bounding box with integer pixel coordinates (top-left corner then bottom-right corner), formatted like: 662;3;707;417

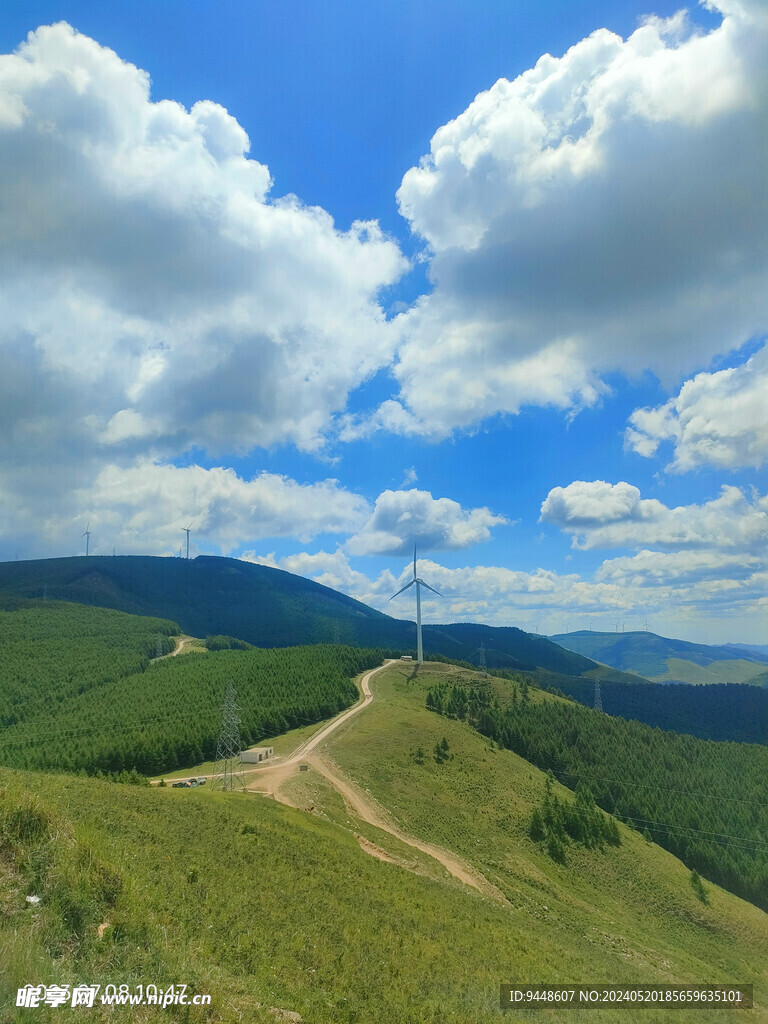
243;660;386;794
247;661;507;902
303;751;507;900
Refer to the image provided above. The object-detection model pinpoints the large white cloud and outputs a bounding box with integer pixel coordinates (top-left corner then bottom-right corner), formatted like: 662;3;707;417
541;479;768;551
22;461;369;557
346;488;508;555
596;548;764;586
0;22;410;557
358;0;768;438
540;480;663;528
0;22;405;471
626;341;768;470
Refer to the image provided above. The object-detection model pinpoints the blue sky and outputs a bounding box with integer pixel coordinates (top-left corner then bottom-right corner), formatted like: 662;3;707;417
1;0;767;642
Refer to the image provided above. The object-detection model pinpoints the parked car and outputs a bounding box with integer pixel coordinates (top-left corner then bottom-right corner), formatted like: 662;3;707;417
172;781;186;788
196;777;206;785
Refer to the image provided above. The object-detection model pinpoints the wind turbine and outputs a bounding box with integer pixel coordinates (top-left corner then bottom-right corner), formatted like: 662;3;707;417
390;544;441;663
182;523;192;560
82;522;91;557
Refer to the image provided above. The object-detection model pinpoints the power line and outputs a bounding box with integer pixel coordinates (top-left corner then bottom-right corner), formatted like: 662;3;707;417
619;816;768;852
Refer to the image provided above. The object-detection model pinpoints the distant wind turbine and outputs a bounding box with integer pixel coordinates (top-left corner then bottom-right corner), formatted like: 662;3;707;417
82;522;91;557
390;544;441;664
182;523;192;560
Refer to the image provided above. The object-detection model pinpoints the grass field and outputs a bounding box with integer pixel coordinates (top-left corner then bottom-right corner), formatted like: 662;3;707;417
2;660;767;1023
654;657;767;684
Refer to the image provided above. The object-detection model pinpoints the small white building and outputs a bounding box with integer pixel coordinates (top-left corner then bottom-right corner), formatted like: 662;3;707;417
240;746;274;764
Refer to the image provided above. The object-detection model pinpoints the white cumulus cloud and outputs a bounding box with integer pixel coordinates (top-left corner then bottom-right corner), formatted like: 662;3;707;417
361;0;768;438
541;479;768;551
346;488;508;555
626;342;768;470
21;461;370;558
0;23;405;465
540;480;664;528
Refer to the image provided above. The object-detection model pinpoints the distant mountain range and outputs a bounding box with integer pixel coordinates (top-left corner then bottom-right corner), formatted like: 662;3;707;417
549;629;768;685
0;555;634;682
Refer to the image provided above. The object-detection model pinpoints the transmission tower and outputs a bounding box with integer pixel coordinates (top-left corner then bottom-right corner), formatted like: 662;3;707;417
594;678;603;713
155;635;164;659
471;640;488;675
210;681;245;791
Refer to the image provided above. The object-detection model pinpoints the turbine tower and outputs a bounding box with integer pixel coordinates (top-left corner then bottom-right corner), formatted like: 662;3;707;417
182;523;192;560
82;522;91;557
390;544;441;663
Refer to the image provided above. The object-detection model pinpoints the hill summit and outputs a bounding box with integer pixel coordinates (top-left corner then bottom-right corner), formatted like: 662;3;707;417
1;554;610;677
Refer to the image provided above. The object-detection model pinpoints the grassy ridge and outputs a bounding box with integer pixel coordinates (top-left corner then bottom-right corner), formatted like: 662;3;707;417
3;685;768;1022
302;662;768;1018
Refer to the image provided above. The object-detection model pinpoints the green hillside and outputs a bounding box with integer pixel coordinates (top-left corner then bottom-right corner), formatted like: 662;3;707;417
0;555;604;676
551;630;768;684
0;599;637;783
0;603;388;776
545;678;768;745
2;663;767;1022
656;657;768;685
0;599;178;733
424;671;768;910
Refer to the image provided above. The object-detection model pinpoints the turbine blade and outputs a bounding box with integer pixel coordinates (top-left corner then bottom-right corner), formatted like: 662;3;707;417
418;580;442;597
389;580;415;601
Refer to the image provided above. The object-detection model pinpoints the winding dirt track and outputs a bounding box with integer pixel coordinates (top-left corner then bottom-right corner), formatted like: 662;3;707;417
247;661;507;902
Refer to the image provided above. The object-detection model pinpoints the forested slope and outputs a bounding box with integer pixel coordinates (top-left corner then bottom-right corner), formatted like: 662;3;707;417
427;677;768;911
0;599;178;731
0;641;388;777
549;677;768;744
